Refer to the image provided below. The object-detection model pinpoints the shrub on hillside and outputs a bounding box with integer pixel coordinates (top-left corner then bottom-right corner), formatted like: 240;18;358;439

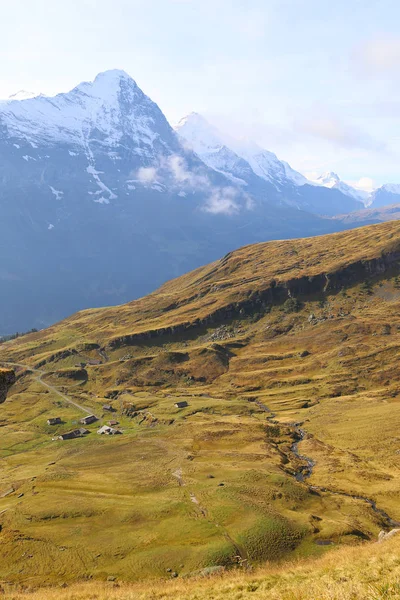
360;280;373;295
282;298;301;313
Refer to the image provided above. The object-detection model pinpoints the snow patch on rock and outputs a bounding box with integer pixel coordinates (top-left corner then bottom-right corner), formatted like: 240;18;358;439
49;186;63;200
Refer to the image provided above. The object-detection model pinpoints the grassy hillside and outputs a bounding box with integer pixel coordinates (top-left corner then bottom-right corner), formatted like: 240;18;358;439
4;533;400;599
1;220;400;591
334;202;400;226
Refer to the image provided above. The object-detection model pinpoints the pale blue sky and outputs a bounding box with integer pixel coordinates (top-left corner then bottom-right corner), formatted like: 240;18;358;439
1;0;399;187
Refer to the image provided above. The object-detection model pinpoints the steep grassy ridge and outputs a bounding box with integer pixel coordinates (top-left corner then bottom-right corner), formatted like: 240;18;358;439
1;221;400;588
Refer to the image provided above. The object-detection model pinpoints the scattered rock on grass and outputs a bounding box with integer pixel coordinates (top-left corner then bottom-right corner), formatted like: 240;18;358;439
378;529;400;542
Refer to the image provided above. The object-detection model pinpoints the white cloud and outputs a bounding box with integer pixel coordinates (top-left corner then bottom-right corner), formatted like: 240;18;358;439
345;176;375;192
168;155;190;182
136;166;158;183
355;37;400;74
304;170;320;182
166;155;210;188
203;186;240;215
293;114;386;152
136;155;207;188
135;154;247;215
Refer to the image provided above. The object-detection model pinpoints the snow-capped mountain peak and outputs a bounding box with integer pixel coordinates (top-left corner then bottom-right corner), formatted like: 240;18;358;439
0;69;168;153
6;90;40;101
368;182;400;208
380;183;400;195
177;113;399;212
176;112;310;189
230;138;309;187
72;69;138;101
176;112;253;184
176;112;226;155
315;172;341;187
313;171;370;204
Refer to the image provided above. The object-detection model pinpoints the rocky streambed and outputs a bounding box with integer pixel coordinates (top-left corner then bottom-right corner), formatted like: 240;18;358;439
289;421;400;531
252;397;400;532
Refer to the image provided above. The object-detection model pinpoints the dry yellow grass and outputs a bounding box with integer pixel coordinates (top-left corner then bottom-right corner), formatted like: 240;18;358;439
4;535;400;599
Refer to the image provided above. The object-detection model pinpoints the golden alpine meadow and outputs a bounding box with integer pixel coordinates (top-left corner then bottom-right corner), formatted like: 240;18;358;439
1;220;400;598
2;1;400;597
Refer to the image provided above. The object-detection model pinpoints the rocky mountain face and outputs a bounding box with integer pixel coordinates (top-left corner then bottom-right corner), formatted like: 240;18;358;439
369;184;400;208
0;369;15;403
0;70;384;333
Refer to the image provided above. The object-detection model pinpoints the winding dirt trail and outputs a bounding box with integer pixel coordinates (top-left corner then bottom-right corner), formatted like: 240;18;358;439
1;361;95;416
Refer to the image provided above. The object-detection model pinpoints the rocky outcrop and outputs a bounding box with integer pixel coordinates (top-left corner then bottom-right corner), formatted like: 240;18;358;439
36;348;78;368
378;529;400;542
52;368;88;381
0;369;16;404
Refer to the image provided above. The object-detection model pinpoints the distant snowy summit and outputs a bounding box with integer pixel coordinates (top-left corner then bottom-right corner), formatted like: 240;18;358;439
369;183;400;208
312;172;370;204
379;183;400;195
311;173;400;209
6;90;40;101
176;113;399;211
176;112;309;191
